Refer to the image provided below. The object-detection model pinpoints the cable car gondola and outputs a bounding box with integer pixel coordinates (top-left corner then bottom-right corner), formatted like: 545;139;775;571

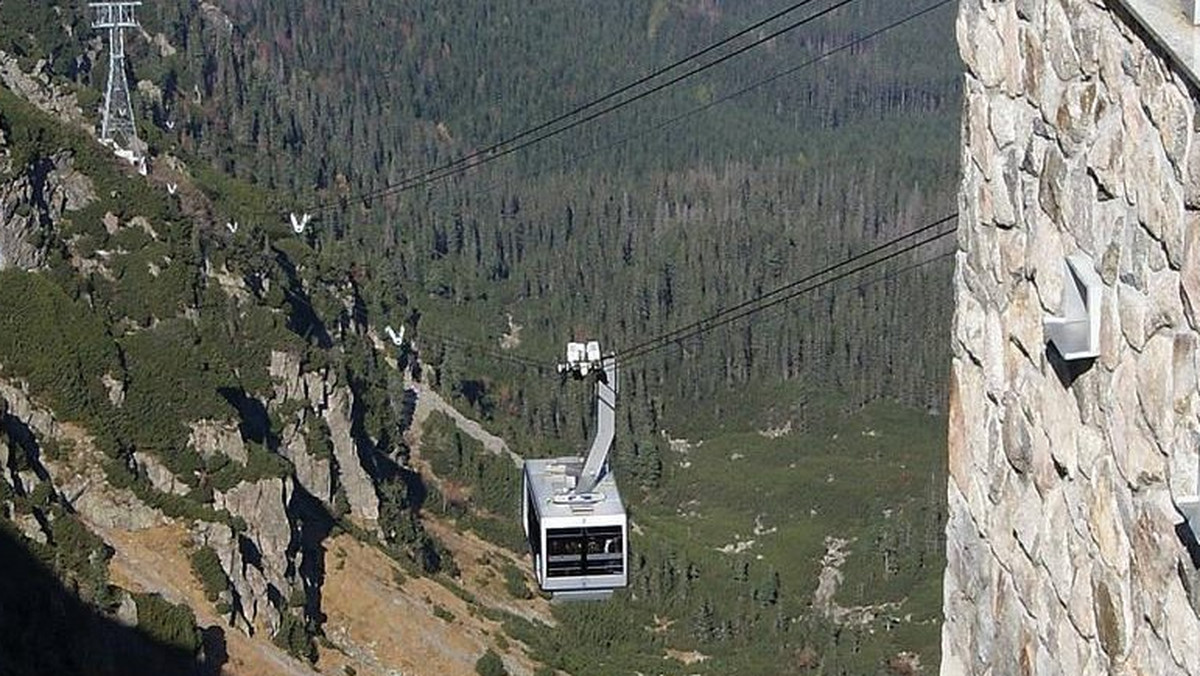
522;341;628;601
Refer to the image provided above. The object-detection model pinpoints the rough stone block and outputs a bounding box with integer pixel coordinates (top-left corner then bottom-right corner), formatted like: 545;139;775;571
949;2;1200;673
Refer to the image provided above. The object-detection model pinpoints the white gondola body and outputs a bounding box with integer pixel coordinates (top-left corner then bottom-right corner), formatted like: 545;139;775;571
523;457;627;599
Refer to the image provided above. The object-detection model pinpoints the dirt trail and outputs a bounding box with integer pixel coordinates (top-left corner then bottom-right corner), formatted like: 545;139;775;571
399;376;554;627
405;375;523;467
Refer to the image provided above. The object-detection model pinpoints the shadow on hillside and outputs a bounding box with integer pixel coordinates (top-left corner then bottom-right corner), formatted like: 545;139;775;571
396;387;417;436
0;527;224;676
217;386;278;449
289;483;333;629
271;248;333;349
1;413;51;484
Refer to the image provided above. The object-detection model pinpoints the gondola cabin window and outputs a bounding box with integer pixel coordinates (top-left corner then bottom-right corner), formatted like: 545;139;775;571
546;527;624;577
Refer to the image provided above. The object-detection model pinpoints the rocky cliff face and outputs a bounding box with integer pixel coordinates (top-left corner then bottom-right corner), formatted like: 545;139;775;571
946;1;1200;673
201;476;299;636
0;143;95;271
0;54;97;271
0;358;362;642
0;377;298;638
0;379;164;535
0;113;384;646
269;349;380;521
0;52;88;129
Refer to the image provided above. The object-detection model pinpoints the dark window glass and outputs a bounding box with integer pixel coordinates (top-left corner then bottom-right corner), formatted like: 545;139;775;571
583;526;623;575
547;528;585;577
546;526;623;578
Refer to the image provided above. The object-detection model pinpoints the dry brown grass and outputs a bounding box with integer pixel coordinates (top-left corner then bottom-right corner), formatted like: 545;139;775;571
316;533;544;676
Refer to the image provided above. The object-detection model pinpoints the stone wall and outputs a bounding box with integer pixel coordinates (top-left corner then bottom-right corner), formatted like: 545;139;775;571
945;0;1200;674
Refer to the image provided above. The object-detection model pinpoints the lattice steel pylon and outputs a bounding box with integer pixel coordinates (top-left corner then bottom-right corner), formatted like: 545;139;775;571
90;2;142;148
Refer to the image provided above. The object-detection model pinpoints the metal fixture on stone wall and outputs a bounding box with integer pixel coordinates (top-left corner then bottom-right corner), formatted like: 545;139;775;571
1043;253;1102;361
1185;0;1200;25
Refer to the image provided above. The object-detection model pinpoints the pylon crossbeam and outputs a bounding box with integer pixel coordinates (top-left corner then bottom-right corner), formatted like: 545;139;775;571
90;2;140;28
91;2;141;148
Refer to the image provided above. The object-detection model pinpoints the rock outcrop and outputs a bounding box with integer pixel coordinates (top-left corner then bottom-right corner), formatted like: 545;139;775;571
0;379;163;531
269;350;380;522
0;127;9;177
134;451;191;496
0;410;9;481
188;419;249;465
322;387;380;521
195;520;282;636
0;54;97;272
0;52;88;129
0;146;95;271
214;477;297;598
0;381;58;445
945;1;1200;674
0;384;305;640
277;414;333;505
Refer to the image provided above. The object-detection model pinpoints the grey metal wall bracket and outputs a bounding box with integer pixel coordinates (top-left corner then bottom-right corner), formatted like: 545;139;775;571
1185;0;1200;26
1043;253;1102;361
